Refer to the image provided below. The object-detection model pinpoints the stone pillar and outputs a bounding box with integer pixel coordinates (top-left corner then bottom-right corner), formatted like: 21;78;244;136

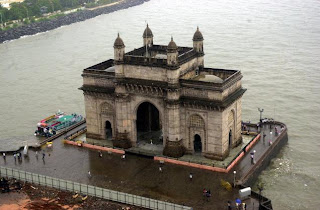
113;85;132;149
162;89;185;158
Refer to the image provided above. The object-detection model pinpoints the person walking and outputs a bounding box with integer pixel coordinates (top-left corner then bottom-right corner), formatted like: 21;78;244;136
203;188;207;199
250;152;254;165
13;153;16;161
159;165;162;173
42;152;45;160
227;200;232;210
189;173;193;181
206;189;211;201
88;171;91;178
2;152;6;160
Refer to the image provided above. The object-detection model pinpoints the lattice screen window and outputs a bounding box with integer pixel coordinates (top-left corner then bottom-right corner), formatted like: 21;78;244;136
228;111;234;125
101;103;113;114
190;115;205;127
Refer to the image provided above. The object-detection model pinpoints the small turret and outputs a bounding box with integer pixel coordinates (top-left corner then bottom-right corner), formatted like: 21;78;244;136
114;33;125;62
167;37;178;66
193;27;204;53
143;24;153;47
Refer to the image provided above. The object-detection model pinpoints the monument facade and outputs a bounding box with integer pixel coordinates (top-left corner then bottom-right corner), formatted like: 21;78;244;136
80;25;246;160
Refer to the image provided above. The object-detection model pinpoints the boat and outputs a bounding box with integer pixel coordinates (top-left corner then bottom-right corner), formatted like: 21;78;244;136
34;111;83;137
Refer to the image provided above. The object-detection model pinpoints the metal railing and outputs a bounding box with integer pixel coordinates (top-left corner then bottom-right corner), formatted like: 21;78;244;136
0;166;191;210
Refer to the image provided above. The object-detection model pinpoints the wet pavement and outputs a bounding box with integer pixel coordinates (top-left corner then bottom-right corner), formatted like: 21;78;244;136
234;122;285;181
0;122;285;209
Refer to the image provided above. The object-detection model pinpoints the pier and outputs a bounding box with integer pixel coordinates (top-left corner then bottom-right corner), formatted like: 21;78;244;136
0;119;287;209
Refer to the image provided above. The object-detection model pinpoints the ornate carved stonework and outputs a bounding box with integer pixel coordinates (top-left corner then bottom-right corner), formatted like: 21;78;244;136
80;27;246;160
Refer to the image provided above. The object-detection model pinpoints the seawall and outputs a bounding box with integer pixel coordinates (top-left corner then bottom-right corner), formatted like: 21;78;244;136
0;0;149;43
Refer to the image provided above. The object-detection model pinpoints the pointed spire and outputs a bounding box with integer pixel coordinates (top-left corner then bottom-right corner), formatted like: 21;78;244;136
167;36;177;51
114;33;125;48
143;24;153;38
193;26;203;41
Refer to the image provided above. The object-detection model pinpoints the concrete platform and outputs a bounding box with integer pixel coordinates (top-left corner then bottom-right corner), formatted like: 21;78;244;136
0;120;287;209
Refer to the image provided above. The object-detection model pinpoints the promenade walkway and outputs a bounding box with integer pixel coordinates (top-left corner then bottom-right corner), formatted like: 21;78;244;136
234;122;285;184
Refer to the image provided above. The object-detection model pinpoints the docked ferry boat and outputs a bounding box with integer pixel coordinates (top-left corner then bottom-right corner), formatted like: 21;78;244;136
34;111;83;137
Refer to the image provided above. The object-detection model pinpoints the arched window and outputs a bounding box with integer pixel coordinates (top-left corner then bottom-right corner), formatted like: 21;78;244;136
101;103;113;115
190;114;205;128
228;111;234;126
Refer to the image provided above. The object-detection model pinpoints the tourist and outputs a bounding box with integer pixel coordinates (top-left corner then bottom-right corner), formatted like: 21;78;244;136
269;139;272;146
2;152;6;159
159;165;162;173
250;152;254;165
227;200;232;210
203;188;207;198
13;153;16;161
35;151;38;159
189;173;193;181
150;139;153;145
263;132;266;144
88;171;91;177
242;202;247;209
99;151;102;158
206;189;211;201
42;152;45;160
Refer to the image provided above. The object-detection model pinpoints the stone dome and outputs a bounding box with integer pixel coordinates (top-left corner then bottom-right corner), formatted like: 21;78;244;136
167;37;178;51
193;27;203;41
114;33;125;48
143;24;153;38
195;74;223;83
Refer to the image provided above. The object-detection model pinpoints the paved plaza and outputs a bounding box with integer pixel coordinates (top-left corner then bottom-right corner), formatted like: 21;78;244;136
0;122;284;209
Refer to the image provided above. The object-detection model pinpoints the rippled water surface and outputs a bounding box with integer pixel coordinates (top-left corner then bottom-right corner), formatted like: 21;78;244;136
0;0;320;209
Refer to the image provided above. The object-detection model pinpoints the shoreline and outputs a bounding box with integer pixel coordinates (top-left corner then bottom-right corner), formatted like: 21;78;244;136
0;0;149;44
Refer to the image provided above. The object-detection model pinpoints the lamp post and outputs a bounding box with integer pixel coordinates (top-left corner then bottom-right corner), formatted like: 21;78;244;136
233;170;237;187
258;184;264;208
0;12;3;27
64;117;67;137
258;108;264;122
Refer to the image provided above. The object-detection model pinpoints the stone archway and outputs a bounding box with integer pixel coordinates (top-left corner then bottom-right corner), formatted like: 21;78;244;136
100;102;114;140
228;110;235;147
194;134;202;153
229;129;232;148
105;121;112;140
189;114;206;153
136;102;162;145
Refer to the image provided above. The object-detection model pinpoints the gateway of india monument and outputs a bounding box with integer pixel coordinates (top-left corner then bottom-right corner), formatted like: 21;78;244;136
80;25;246;160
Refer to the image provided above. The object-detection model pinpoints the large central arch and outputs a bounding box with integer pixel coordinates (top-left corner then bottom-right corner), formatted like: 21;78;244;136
136;102;162;145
